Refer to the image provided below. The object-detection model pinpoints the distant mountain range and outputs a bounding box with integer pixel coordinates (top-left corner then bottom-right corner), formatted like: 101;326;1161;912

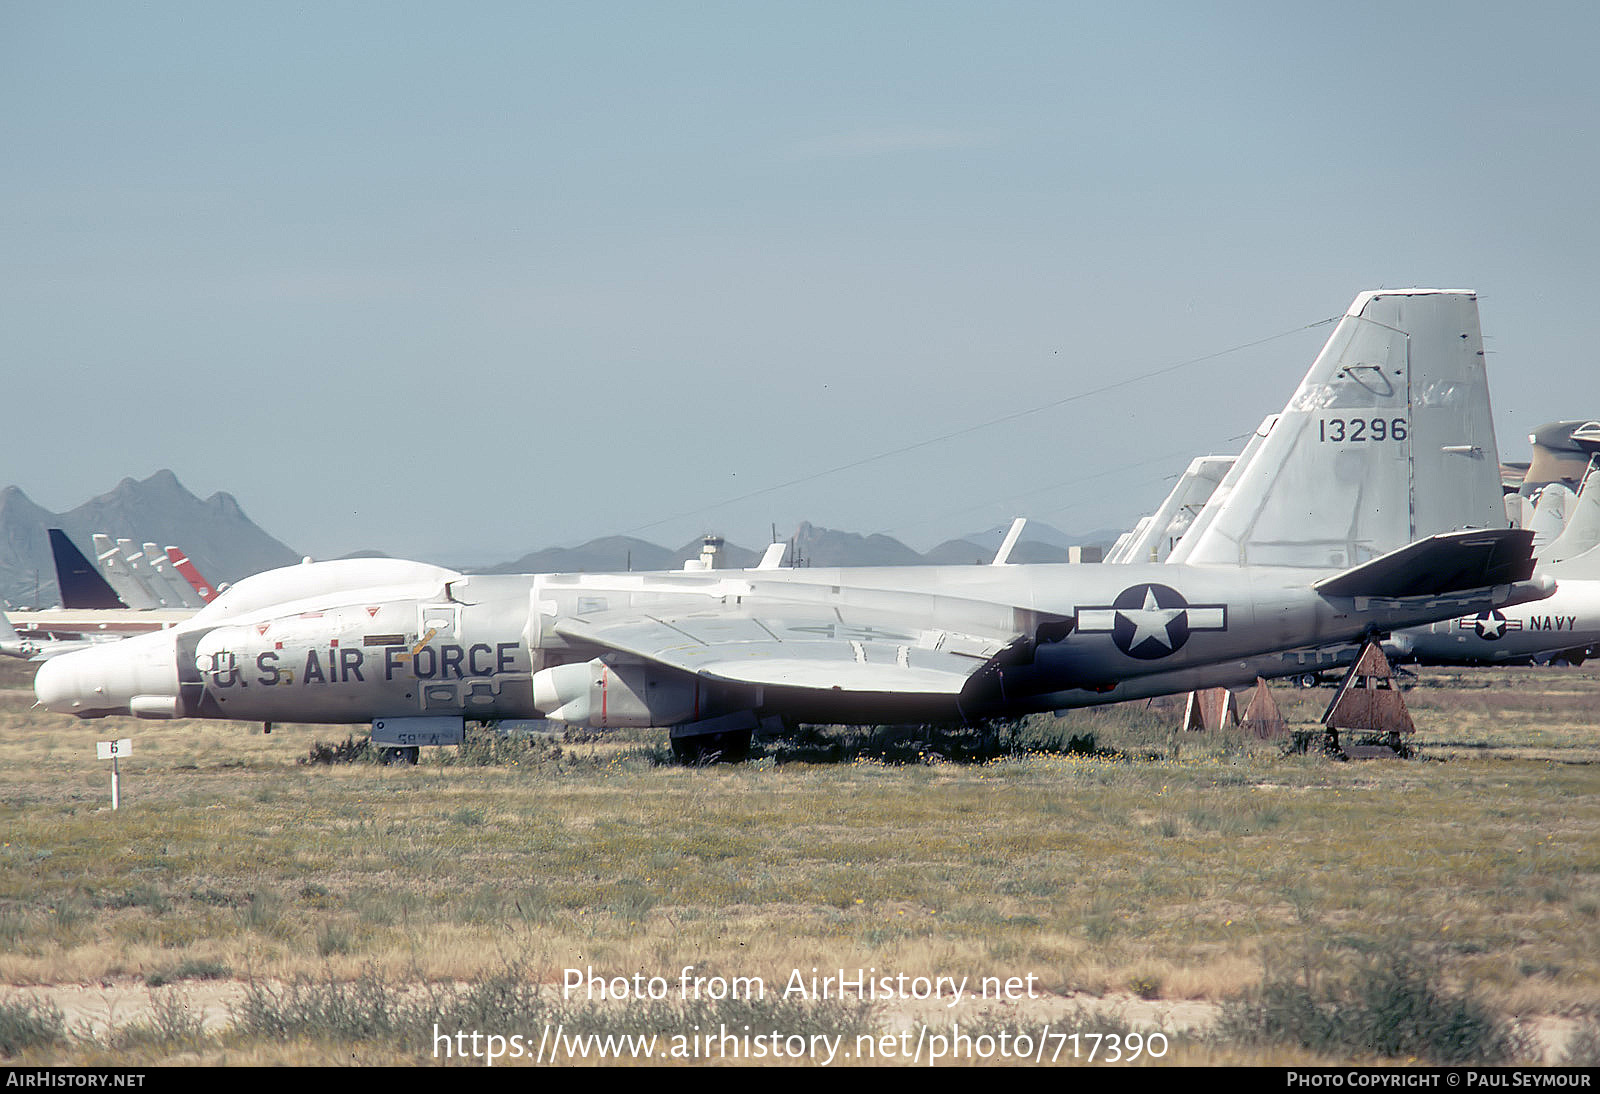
480;520;1119;573
0;471;300;609
0;473;1121;608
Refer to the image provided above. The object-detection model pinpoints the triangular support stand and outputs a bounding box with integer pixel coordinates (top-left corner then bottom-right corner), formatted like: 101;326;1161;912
1241;677;1288;740
1180;686;1238;732
1294;640;1416;758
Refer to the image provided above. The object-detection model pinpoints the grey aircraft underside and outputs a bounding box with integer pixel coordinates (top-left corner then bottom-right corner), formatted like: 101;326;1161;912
34;289;1555;756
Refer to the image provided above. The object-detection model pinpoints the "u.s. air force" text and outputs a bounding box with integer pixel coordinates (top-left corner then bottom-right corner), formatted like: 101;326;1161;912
210;642;521;687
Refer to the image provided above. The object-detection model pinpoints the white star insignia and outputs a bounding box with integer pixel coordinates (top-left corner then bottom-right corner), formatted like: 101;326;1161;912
1120;587;1185;649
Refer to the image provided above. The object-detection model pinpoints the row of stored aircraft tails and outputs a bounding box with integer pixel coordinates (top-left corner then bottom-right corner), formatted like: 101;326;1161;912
1;534;218;658
26;289;1597;759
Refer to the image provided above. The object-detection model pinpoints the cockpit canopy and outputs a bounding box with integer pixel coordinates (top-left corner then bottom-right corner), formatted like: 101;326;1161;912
189;558;463;625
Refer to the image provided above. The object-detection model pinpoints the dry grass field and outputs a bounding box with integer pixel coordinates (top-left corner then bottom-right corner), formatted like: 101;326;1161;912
0;655;1596;1066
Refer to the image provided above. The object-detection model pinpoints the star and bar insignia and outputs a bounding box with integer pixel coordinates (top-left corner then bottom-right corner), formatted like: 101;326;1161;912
1076;583;1228;660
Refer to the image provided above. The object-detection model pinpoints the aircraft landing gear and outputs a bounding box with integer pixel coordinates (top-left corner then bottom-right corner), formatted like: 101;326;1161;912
380;746;420;766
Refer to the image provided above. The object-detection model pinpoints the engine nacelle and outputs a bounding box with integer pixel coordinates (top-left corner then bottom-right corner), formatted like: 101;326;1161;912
532;658;701;728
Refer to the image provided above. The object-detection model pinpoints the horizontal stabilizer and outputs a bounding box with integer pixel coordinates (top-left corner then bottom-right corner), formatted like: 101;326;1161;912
1313;528;1535;599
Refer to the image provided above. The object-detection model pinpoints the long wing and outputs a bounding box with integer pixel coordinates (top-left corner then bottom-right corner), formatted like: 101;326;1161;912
554;602;1027;695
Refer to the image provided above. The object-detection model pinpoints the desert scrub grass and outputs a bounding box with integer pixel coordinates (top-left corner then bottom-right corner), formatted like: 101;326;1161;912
0;996;68;1057
0;906;29;947
434;724;648;770
108;990;206;1056
145;958;231;987
316;924;356;958
1560;1017;1600;1066
301;735;376;765
763;715;1141;766
1216;941;1535;1064
227;962;877;1061
104;883;171;916
234;967;407;1042
439;725;554;767
239;890;287;935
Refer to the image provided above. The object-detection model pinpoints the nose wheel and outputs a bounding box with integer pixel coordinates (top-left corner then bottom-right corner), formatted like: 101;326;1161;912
379;746;420;765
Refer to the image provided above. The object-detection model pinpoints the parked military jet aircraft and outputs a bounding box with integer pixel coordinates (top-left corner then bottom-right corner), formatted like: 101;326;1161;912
0;611;102;660
34;290;1554;759
1414;492;1600;667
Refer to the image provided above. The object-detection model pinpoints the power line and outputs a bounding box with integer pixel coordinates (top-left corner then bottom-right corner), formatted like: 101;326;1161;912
615;313;1340;540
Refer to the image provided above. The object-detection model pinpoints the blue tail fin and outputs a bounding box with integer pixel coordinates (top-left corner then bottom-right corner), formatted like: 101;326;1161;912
48;529;126;609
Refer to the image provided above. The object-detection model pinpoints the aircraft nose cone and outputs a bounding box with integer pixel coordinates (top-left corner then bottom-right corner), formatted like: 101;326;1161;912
33;633;182;718
34;653;88;714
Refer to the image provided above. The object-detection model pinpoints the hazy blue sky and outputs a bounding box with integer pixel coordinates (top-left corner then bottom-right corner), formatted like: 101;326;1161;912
5;2;1597;563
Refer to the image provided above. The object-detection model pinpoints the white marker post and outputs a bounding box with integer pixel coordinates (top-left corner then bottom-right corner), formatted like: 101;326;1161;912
96;738;132;810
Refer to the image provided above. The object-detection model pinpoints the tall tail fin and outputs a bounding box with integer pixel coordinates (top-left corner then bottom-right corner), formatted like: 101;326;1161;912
1526;484;1575;552
93;534;161;609
116;538;172;607
1164;415;1275;565
141;541;202;608
166;546;218;603
1540;458;1600;567
1178;289;1506;569
49;529;127;610
1107;455;1234;564
0;610;33;659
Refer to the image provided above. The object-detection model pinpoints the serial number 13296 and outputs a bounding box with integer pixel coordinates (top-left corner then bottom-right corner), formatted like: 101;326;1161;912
1319;416;1408;442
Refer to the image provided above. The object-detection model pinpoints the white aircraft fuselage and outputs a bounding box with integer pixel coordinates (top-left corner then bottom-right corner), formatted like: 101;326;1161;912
34;551;1550;726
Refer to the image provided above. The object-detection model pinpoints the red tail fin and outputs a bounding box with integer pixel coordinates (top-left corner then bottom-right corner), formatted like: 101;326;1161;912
165;547;217;603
